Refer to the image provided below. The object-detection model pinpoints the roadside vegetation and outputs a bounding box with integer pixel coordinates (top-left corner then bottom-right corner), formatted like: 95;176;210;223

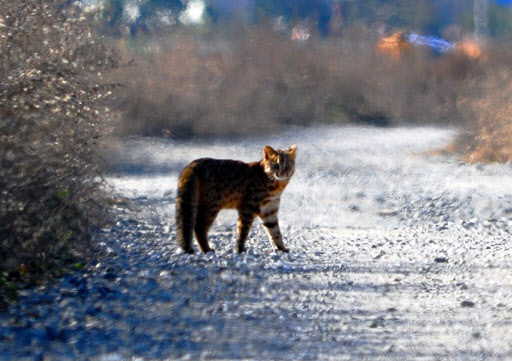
110;25;459;137
90;1;512;161
0;0;118;307
447;67;512;163
109;23;512;165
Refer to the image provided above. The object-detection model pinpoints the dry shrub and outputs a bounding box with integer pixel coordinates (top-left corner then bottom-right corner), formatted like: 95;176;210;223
110;22;512;163
0;1;118;280
111;25;345;138
111;24;470;138
448;69;512;163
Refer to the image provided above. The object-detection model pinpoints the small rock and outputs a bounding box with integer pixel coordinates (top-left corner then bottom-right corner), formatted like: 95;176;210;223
455;282;468;290
60;288;77;298
98;353;124;361
348;204;360;212
438;224;449;231
271;254;281;261
244;314;256;321
374;250;385;260
97;286;114;297
85;306;102;316
374;196;386;204
434;257;448;263
44;325;62;341
103;272;117;281
461;301;475;308
159;270;172;279
377;209;399;217
137;270;152;279
369;316;385;328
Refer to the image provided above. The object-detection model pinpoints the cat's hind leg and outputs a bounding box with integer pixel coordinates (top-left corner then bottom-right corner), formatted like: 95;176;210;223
194;206;219;253
176;174;199;254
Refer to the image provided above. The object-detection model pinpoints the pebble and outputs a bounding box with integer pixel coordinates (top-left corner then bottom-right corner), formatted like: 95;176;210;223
377;209;400;217
461;301;476;308
369;316;385;328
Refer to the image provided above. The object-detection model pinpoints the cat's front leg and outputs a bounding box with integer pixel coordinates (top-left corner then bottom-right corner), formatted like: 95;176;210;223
260;217;289;253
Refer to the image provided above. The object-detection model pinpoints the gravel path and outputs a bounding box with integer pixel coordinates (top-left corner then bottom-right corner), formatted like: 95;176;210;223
2;126;512;360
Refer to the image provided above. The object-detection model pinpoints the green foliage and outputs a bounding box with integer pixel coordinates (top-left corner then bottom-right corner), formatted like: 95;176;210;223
73;261;85;269
56;189;70;200
0;276;19;309
0;0;118;275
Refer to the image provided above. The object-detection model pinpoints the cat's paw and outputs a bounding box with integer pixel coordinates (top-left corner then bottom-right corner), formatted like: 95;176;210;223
183;247;195;254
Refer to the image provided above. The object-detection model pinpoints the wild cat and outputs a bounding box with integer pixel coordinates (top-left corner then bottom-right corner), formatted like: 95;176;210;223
176;145;297;254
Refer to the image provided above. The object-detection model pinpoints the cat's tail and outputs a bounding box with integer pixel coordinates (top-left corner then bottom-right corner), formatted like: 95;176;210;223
176;168;199;254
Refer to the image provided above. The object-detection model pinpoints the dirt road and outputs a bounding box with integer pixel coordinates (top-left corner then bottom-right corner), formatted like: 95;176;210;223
2;126;512;360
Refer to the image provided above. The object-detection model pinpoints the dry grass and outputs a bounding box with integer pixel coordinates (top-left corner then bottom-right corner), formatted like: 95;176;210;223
109;24;482;139
110;25;342;138
448;69;512;163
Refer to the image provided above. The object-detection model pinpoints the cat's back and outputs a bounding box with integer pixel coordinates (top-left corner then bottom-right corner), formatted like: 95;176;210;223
179;157;263;208
179;157;264;190
183;157;252;179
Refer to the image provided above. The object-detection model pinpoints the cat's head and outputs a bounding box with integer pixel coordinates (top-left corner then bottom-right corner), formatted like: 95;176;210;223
262;145;297;182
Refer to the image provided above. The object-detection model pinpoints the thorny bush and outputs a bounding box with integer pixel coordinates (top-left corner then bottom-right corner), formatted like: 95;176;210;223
0;0;118;281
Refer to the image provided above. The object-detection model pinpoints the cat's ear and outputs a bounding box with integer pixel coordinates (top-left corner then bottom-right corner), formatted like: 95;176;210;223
288;145;297;157
264;145;277;159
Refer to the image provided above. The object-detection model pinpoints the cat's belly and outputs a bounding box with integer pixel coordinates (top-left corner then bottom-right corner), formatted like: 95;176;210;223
222;197;240;209
219;191;244;209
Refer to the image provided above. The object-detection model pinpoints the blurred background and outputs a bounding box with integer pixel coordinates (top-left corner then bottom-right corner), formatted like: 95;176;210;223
79;0;512;162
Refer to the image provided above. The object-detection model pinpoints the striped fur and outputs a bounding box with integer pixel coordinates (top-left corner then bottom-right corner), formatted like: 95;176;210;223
175;145;297;254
